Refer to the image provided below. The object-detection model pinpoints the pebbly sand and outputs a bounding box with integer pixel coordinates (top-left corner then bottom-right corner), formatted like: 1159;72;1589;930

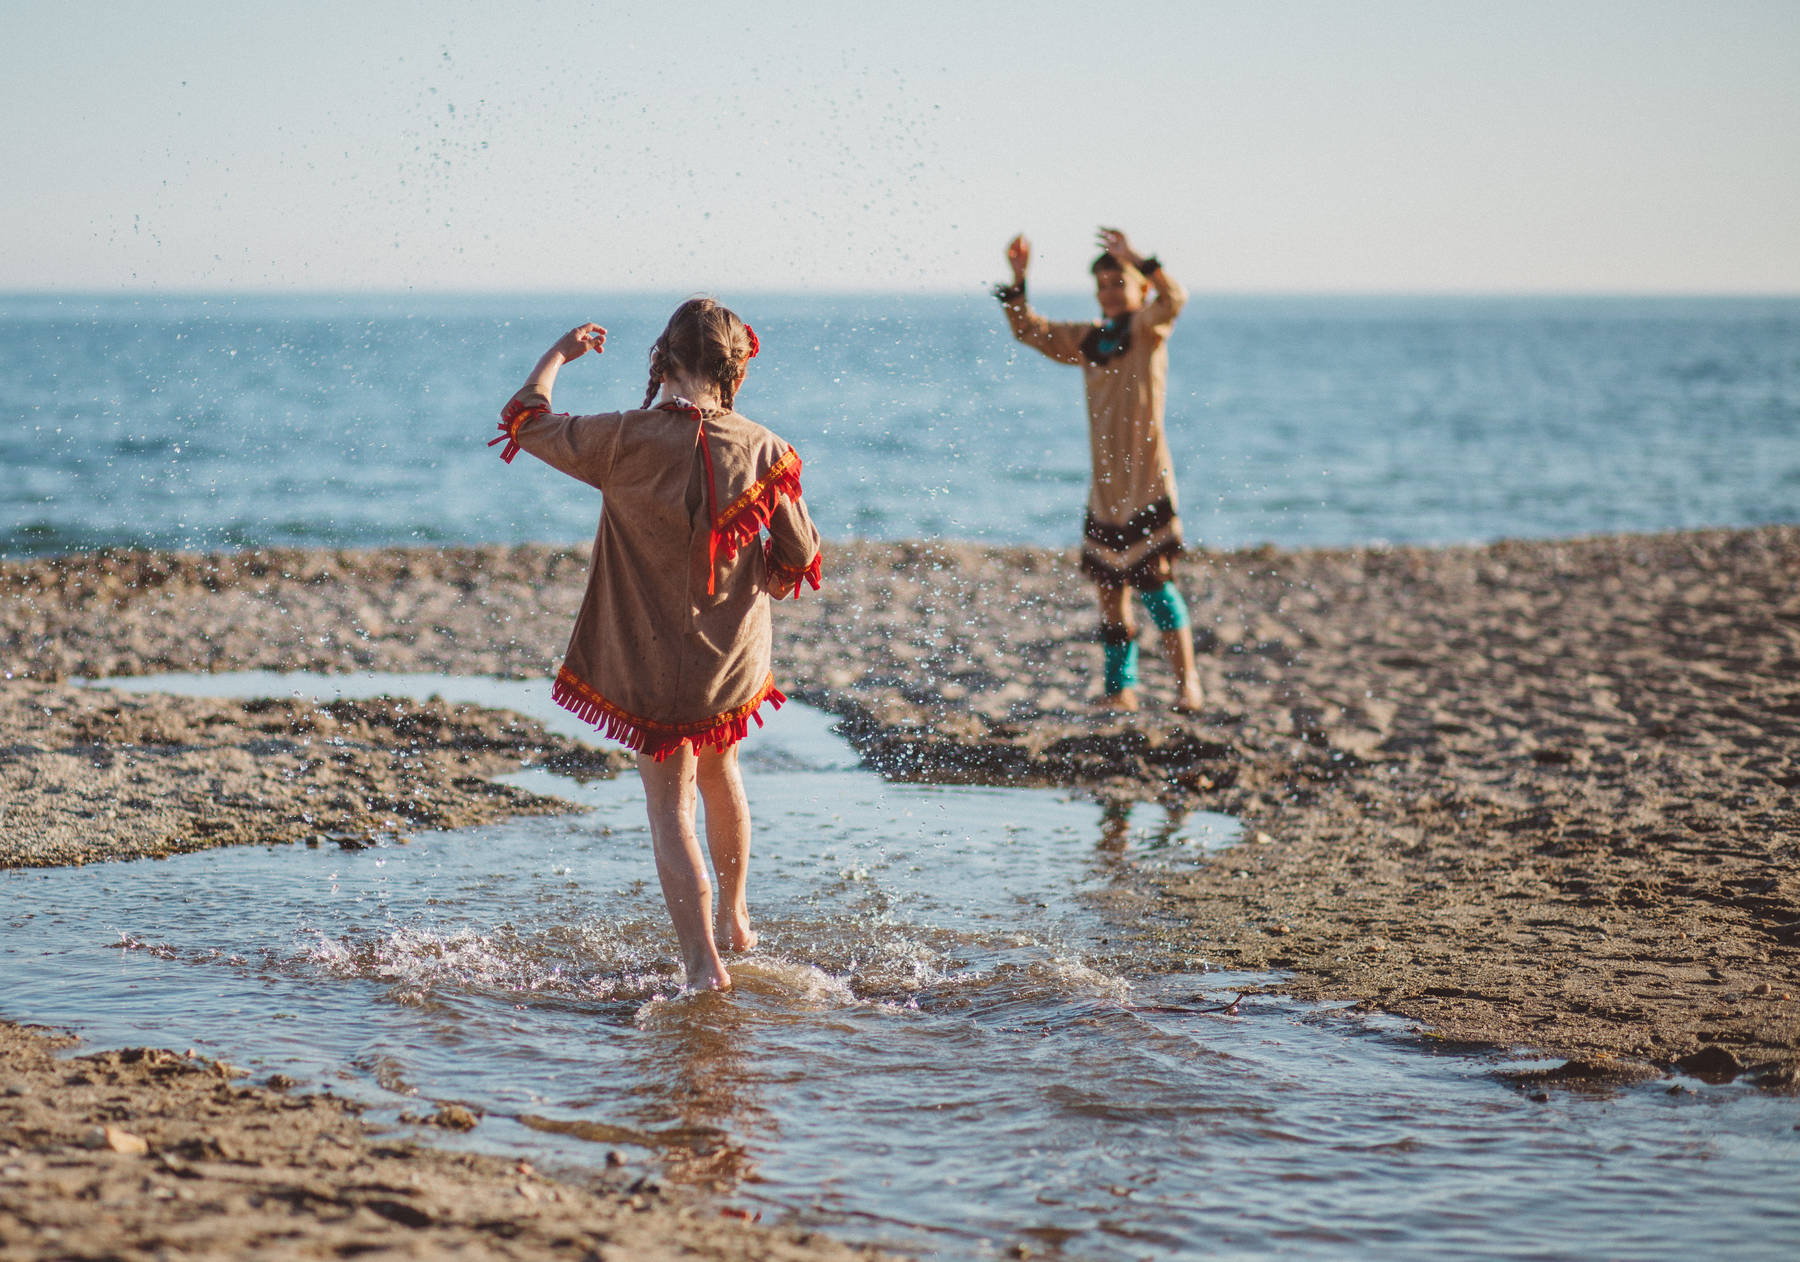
0;1021;877;1261
3;526;1798;1255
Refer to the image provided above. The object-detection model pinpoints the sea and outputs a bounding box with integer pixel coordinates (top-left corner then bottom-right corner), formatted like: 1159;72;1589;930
2;291;1798;557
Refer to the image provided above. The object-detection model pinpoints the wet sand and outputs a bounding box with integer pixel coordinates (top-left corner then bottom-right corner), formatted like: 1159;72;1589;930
0;1021;879;1261
0;681;627;869
3;527;1798;1254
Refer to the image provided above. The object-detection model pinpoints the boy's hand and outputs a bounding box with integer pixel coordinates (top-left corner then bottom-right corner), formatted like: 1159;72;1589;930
1006;233;1031;283
551;323;606;362
1096;226;1142;270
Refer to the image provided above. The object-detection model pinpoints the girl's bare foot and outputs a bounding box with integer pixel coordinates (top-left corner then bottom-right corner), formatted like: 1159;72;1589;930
679;930;733;992
686;959;733;992
1099;688;1140;712
718;910;759;953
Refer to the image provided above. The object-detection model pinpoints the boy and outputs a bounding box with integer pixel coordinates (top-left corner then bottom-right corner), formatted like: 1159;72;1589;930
996;226;1202;712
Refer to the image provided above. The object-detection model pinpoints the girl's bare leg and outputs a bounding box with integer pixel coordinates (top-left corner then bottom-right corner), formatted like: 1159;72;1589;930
696;744;757;952
637;747;731;991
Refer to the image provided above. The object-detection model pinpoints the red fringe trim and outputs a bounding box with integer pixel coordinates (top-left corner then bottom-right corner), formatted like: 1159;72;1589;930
656;401;809;596
713;447;804;564
550;665;786;761
765;545;823;599
490;399;558;464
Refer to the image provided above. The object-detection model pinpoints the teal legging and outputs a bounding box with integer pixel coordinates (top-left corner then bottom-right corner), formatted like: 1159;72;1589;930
1100;584;1187;694
1137;582;1190;632
1102;638;1140;695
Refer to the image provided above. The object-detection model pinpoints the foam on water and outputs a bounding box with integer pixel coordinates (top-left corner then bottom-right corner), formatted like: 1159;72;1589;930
3;673;1797;1260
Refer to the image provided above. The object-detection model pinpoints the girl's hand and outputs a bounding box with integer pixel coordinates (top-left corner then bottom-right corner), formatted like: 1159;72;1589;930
1006;233;1031;283
1096;226;1140;269
551;323;606;362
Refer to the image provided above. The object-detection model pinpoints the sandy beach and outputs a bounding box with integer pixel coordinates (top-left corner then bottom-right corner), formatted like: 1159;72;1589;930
4;526;1798;1255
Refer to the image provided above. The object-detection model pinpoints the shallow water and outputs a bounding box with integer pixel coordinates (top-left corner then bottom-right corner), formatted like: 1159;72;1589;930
4;674;1797;1259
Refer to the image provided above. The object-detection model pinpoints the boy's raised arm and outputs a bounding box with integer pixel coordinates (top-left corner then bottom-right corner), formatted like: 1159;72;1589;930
1137;263;1187;343
1099;226;1186;340
996;232;1090;365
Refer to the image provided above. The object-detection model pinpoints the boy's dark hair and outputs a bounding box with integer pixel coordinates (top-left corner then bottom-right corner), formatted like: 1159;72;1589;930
642;297;755;410
1091;252;1128;276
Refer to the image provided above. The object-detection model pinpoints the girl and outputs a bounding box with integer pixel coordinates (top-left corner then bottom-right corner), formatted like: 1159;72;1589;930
492;299;822;992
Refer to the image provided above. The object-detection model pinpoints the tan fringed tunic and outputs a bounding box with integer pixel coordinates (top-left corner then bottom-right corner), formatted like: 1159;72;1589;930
491;387;822;759
1000;271;1189;588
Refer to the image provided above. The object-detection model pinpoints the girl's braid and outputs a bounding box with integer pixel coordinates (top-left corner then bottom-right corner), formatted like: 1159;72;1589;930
641;338;665;409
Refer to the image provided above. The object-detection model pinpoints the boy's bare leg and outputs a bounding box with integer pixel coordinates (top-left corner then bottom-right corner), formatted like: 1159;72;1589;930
1161;626;1205;713
1136;556;1203;712
637;747;732;991
1096;581;1139;711
696;744;757;952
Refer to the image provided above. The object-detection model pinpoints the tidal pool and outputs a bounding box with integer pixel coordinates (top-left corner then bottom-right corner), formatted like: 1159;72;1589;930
2;673;1795;1260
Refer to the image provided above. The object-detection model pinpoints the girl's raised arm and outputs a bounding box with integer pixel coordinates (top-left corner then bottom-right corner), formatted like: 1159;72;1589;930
491;324;623;488
521;323;606;410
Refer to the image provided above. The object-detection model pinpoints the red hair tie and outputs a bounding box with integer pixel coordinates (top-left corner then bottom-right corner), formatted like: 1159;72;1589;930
744;324;760;358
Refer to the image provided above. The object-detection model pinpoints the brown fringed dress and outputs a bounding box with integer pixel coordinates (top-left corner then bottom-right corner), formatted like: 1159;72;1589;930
999;271;1189;588
492;387;822;760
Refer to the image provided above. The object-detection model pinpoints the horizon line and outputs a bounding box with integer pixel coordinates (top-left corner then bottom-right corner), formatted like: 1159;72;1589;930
4;286;1799;302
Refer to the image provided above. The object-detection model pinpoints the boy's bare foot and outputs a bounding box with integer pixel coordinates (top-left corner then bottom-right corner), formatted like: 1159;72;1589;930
1172;683;1204;714
1099;688;1140;712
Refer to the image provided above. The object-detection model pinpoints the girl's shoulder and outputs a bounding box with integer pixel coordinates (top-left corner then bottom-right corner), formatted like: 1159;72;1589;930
608;405;703;456
632;402;788;446
630;401;799;465
711;409;798;457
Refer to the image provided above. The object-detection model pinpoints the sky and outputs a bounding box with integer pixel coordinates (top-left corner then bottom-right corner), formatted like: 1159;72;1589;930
4;1;1797;294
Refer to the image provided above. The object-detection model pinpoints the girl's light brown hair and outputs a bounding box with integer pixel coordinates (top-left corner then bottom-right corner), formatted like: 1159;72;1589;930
642;297;757;410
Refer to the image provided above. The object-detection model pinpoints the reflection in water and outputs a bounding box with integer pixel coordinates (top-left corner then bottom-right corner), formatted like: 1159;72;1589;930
1098;796;1135;857
516;989;766;1191
1096;794;1208;858
645;1001;759;1190
2;674;1794;1260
